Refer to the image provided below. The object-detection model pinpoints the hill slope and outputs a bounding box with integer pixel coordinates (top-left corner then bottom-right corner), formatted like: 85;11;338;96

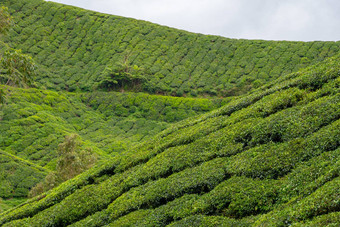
0;150;48;198
0;85;225;201
0;86;224;166
2;0;340;96
1;52;339;226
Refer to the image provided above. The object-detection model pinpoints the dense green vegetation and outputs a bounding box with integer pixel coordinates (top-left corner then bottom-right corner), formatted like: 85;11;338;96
0;150;48;199
0;0;339;224
0;5;36;89
28;133;98;198
1;51;338;225
0;85;223;201
0;198;26;214
2;0;340;96
0;6;12;35
0;86;223;161
81;91;228;123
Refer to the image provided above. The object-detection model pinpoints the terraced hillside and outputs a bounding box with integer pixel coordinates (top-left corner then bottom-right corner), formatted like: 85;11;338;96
0;85;224;200
0;150;48;199
1;51;339;226
2;0;340;96
0;0;339;223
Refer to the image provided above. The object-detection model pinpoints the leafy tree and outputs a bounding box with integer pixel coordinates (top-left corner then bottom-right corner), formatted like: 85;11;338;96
29;134;97;198
0;6;12;35
56;134;97;182
0;88;5;106
97;55;146;91
0;48;36;87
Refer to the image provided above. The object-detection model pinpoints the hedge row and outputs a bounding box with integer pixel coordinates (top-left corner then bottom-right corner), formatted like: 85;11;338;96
80;91;228;123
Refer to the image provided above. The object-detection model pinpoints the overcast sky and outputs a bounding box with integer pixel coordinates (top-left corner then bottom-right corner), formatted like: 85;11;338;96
46;0;340;41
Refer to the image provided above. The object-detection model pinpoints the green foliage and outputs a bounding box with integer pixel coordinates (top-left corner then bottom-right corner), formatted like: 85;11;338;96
82;91;227;123
292;212;340;227
96;56;147;91
0;85;224;201
167;215;250;226
56;134;97;182
255;177;340;226
0;5;36;89
0;6;12;35
0;150;47;199
193;176;279;218
0;0;339;225
2;0;340;96
1;53;339;226
29;134;97;197
0;198;26;214
0;48;36;87
0;85;222;169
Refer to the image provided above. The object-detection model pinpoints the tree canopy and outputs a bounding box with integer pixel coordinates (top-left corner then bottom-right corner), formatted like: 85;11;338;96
0;48;36;87
97;56;146;91
0;6;12;35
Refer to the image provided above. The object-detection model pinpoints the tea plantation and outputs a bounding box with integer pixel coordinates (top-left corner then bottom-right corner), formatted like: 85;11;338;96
1;52;339;225
0;86;224;201
0;0;339;225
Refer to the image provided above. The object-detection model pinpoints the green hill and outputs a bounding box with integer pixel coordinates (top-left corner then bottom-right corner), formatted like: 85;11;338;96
1;51;338;226
0;0;339;224
2;0;340;96
0;86;224;164
0;85;224;201
0;149;48;213
0;88;224;208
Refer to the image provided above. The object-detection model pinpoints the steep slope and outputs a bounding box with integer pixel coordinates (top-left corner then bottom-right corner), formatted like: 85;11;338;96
0;85;224;200
0;86;224;163
2;0;340;96
1;53;339;226
0;150;48;199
